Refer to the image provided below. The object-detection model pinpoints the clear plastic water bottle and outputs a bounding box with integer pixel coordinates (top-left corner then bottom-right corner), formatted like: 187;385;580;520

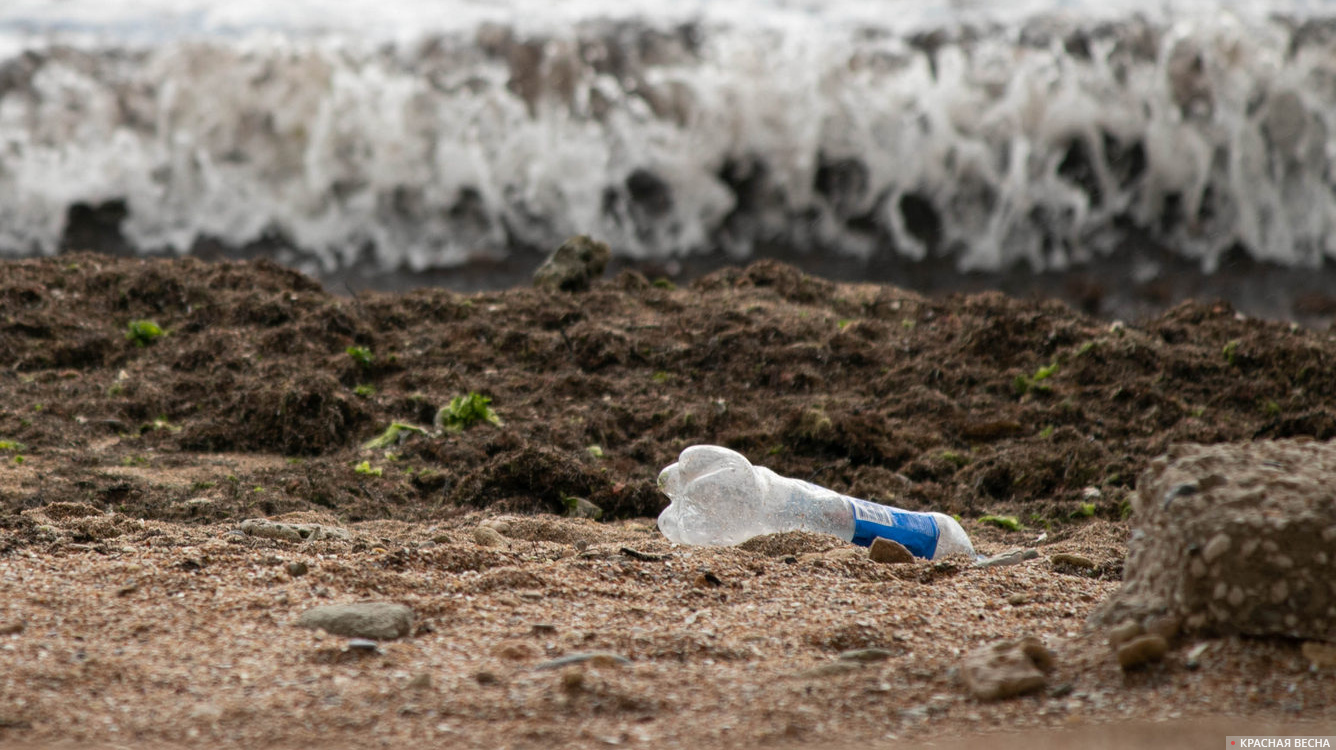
657;445;975;560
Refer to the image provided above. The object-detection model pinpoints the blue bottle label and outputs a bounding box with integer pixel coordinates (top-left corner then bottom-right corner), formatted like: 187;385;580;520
847;497;940;558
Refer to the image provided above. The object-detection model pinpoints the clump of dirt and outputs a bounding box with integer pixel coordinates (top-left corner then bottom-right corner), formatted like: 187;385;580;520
2;253;1335;533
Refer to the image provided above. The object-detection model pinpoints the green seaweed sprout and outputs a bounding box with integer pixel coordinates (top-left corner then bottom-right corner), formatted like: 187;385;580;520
353;384;376;398
362;422;429;450
940;450;971;468
1222;339;1240;366
1072;502;1097;519
346;345;374;368
978;515;1022;531
1013;362;1059;397
0;440;23;452
125;319;165;347
353;460;383;477
436;392;503;432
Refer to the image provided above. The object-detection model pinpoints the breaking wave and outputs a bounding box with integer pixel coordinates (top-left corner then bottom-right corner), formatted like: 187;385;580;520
3;1;1336;280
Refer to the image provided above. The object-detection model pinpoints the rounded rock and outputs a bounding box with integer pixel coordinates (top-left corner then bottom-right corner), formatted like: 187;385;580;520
1116;634;1169;670
296;602;415;641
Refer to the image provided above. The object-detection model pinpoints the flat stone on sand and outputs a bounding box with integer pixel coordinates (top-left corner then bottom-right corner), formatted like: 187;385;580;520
297;602;415;640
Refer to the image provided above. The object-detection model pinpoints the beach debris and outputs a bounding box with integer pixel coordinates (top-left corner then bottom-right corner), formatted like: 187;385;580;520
1184;642;1211;670
974;549;1039;568
534;652;629;670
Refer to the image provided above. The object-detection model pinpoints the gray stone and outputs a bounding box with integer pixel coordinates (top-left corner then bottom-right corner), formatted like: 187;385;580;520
960;636;1055;701
868;537;915;564
240;518;349;542
533;235;611;293
297;602;415;640
1091;440;1336;642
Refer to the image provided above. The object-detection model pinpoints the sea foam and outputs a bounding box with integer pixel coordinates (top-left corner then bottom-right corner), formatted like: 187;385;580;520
2;1;1336;278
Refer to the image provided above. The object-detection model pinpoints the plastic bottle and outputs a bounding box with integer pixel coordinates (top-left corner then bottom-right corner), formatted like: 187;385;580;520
657;445;975;560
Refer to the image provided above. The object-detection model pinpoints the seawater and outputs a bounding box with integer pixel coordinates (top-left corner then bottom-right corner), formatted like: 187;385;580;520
3;0;1336;292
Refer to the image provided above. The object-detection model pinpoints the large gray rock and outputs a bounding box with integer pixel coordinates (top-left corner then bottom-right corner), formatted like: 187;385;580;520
297;602;415;640
1091;440;1336;641
533;235;611;292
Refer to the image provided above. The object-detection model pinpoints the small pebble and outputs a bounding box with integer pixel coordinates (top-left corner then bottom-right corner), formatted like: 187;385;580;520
1116;634;1169;670
1050;553;1096;570
286;561;309;577
560;670;586;693
407;673;433;690
473;526;506;547
868;537;915;564
346;638;379;652
839;648;896;663
1007;593;1028;606
1107;619;1145;649
475;670;500;685
531;623;558;636
1302;641;1336;669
